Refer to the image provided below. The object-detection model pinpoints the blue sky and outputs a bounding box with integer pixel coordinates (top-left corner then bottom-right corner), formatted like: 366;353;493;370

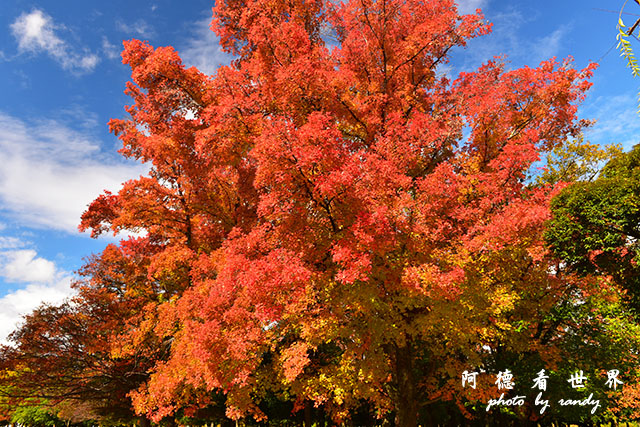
0;0;637;341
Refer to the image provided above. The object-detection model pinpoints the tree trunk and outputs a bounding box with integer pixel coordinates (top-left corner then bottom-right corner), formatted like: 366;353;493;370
394;342;418;427
304;400;313;427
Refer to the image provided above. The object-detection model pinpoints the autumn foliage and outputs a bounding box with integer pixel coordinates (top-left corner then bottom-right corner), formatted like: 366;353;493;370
4;0;639;425
0;242;162;423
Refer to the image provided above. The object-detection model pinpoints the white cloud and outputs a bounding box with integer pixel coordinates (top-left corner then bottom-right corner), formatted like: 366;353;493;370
1;281;73;340
0;279;74;345
11;10;62;52
457;0;488;15
0;247;74;344
0;112;148;233
1;250;56;283
102;36;120;60
179;14;234;75
116;19;155;39
10;9;99;73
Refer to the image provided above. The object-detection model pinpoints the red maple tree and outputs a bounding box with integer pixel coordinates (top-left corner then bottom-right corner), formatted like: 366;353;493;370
78;0;597;424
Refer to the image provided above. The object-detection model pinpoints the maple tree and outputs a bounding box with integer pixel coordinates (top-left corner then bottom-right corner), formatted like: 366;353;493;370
73;5;606;427
73;0;605;424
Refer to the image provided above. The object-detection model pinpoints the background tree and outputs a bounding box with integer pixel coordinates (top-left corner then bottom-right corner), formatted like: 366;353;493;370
0;241;164;425
544;140;640;422
546;143;640;312
536;135;622;185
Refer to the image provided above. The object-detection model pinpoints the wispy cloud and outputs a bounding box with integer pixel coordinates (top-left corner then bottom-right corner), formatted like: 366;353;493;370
0;239;74;344
457;0;489;15
451;7;569;73
102;36;120;60
0;236;24;250
179;14;234;75
116;19;155;39
582;94;640;149
532;26;568;63
10;9;99;73
0;112;147;233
